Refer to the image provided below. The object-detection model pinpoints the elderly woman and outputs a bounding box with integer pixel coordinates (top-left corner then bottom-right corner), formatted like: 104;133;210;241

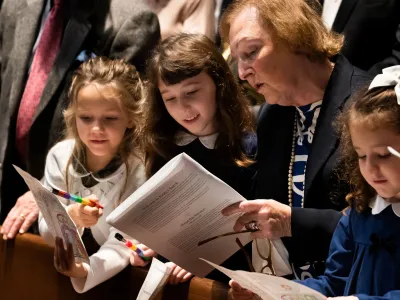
219;0;372;281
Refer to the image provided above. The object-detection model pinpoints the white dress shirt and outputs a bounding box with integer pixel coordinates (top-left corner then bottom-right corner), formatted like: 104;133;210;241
322;0;343;30
28;0;51;72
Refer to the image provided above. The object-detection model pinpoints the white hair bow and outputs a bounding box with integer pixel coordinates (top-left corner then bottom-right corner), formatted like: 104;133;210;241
369;65;400;104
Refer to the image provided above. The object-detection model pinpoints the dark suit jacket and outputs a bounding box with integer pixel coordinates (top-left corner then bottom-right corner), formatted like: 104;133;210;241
328;0;400;75
0;0;160;220
255;55;372;266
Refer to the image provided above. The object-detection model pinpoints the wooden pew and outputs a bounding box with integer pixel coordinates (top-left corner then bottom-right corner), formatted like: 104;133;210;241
0;228;229;300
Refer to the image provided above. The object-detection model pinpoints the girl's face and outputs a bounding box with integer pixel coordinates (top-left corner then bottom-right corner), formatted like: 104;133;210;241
350;123;400;200
76;84;131;165
159;72;218;136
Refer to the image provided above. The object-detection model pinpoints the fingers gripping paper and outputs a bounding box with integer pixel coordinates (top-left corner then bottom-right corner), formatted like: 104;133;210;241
106;153;253;277
201;259;326;300
14;166;89;264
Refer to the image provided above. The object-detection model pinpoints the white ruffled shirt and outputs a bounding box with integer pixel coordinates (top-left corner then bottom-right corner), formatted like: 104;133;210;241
369;195;400;217
174;130;219;149
38;139;147;293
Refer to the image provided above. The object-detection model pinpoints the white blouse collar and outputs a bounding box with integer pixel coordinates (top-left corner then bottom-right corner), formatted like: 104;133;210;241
369;194;400;217
174;131;219;150
68;157;126;183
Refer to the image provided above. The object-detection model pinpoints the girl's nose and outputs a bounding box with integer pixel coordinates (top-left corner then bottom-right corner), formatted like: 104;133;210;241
179;100;191;112
366;158;379;174
91;120;104;132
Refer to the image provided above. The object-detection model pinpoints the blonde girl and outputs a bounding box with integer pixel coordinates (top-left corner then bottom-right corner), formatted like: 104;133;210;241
38;57;153;293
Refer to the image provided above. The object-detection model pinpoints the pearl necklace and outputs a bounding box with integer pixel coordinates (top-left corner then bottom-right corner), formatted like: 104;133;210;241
288;114;305;208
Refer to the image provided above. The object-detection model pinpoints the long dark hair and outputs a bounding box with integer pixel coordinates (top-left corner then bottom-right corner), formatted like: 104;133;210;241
141;33;254;177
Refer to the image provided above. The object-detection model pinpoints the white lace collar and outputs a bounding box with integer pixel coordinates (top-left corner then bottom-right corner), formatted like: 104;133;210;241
369;194;400;217
67;156;127;183
174;131;219;150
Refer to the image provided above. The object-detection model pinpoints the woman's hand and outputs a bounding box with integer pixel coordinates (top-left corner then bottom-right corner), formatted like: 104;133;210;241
229;280;261;300
1;191;39;239
165;262;194;285
54;237;88;279
67;195;103;228
222;200;292;240
129;244;157;267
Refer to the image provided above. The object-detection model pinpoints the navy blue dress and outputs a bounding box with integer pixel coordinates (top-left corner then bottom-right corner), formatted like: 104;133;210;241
298;205;400;299
151;132;258;283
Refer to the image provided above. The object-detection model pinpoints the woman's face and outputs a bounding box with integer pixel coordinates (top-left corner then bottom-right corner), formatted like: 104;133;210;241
229;6;300;106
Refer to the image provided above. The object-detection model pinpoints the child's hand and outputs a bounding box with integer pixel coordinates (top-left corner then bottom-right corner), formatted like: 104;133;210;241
229;280;261;300
67;196;103;228
129;244;156;267
165;262;194;285
54;237;88;279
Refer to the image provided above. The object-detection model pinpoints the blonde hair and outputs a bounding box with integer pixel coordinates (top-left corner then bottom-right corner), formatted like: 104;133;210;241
220;0;343;62
63;56;144;192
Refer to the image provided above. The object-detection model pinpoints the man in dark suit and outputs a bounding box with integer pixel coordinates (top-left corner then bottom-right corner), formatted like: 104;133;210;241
0;0;160;238
320;0;400;75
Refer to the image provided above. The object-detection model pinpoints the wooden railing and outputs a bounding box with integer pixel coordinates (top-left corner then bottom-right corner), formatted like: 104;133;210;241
0;228;229;300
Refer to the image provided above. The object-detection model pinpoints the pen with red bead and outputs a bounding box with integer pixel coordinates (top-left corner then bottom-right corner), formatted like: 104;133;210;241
115;233;151;261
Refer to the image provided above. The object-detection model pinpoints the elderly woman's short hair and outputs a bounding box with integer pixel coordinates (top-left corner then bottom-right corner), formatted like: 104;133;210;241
220;0;344;63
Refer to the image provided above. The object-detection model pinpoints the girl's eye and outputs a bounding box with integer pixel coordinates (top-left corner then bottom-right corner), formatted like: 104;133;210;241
165;97;176;102
378;153;391;159
358;155;366;160
187;90;198;96
79;116;92;122
105;116;118;121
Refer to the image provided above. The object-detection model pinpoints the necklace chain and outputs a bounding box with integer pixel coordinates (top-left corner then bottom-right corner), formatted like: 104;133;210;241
288;114;305;208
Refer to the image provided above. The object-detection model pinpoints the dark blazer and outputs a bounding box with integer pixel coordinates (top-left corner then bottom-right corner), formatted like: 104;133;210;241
255;55;371;266
328;0;400;75
0;0;160;220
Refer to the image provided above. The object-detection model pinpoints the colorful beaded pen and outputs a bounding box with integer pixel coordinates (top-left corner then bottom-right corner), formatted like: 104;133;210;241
51;188;104;209
115;233;152;261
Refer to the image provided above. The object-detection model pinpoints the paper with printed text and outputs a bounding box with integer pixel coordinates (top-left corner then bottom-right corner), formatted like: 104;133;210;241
14;165;89;264
106;153;253;277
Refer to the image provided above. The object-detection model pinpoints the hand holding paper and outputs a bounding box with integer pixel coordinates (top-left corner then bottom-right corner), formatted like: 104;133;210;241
165;262;193;285
222;199;292;240
13;165;89;264
54;237;89;279
229;280;259;300
201;258;326;300
106;153;252;277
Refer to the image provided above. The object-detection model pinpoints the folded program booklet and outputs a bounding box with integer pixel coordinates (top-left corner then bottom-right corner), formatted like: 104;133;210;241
106;153;253;277
201;258;327;300
14;165;89;264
